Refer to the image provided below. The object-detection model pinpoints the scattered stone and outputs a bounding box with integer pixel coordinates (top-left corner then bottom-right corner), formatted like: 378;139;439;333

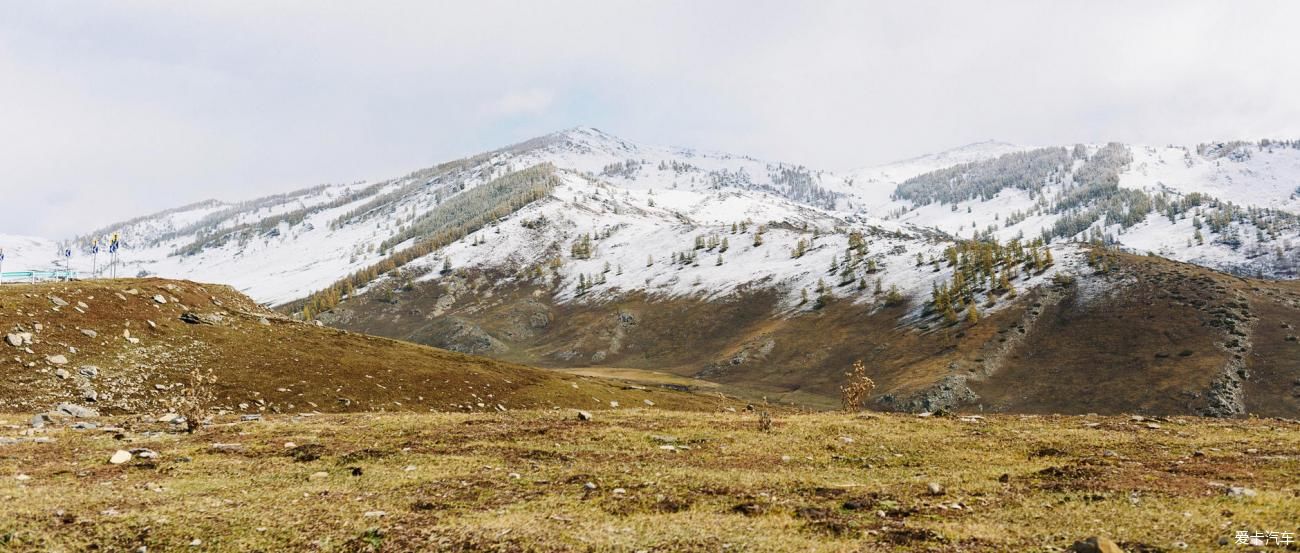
1069;536;1124;553
147;320;157;329
926;482;945;496
56;403;99;418
49;296;69;307
240;414;262;422
363;511;386;518
46;355;69;365
1226;486;1257;498
577;410;593;422
609;401;619;408
109;450;132;464
79;365;100;378
132;448;160;459
189;539;202;547
612;487;627;495
72;422;98;430
153;294;168;304
14;474;31;481
80;329;99;339
643;399;655;406
309;471;329;481
30;413;54;428
54;368;71;380
4;334;21;347
158;413;181;423
179;312;213;325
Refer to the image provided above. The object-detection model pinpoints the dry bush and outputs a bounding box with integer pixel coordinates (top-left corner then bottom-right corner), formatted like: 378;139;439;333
758;411;773;432
840;360;876;412
168;365;217;433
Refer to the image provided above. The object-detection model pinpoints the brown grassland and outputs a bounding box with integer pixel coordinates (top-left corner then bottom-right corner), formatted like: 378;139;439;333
1;409;1297;552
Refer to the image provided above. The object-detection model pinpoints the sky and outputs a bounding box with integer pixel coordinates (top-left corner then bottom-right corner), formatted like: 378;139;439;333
1;0;1297;238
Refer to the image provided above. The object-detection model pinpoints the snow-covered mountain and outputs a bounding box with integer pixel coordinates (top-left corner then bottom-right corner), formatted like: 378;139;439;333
13;128;1299;309
10;127;1300;416
0;234;61;276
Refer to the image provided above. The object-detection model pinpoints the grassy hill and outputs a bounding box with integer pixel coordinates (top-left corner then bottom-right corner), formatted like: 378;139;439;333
0;278;728;416
0;410;1295;551
325;248;1300;417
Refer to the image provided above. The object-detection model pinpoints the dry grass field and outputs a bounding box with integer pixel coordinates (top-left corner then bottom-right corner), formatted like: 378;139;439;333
2;409;1296;552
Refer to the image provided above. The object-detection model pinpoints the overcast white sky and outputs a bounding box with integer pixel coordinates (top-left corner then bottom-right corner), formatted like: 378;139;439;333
2;0;1297;237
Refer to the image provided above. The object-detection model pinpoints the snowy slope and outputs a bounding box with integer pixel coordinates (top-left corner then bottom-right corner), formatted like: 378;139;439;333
19;128;1299;307
386;169;1071;319
1121;143;1300;214
0;234;62;275
845;140;1032;213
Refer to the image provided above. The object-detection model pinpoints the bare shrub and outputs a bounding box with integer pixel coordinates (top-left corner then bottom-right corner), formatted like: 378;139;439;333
840;360;877;412
167;365;217;433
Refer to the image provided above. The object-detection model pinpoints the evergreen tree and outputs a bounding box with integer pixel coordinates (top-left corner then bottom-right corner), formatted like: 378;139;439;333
943;303;958;324
885;284;904;306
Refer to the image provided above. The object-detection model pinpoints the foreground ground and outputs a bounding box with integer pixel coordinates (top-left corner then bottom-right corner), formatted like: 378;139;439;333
2;410;1297;552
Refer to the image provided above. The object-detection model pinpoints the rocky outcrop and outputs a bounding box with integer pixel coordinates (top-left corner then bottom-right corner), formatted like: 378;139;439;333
440;318;507;355
1201;294;1255;417
877;375;977;413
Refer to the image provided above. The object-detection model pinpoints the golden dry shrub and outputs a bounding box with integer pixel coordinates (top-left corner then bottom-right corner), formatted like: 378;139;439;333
167;364;217;433
840;360;876;412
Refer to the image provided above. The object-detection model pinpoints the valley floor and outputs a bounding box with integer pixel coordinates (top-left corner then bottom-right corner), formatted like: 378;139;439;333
2;410;1297;551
